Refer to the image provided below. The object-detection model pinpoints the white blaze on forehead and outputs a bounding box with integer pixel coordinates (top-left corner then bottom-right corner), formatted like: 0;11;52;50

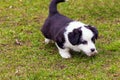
65;21;85;33
65;21;94;40
81;27;94;40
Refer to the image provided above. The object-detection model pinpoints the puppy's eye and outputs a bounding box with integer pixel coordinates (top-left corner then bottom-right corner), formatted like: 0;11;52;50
82;40;87;44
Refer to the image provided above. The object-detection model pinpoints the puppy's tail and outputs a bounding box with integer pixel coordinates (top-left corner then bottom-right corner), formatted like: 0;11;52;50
49;0;68;16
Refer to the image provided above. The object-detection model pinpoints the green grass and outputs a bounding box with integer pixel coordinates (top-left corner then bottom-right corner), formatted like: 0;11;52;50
0;0;120;79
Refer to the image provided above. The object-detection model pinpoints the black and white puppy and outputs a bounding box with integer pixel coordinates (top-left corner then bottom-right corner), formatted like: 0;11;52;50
41;0;98;58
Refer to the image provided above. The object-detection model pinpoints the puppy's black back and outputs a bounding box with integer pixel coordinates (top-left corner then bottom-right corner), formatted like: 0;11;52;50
41;13;72;40
41;0;72;41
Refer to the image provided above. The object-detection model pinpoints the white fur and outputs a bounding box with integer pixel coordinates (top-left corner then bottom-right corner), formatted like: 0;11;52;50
64;21;86;51
55;43;71;58
63;21;98;57
45;38;50;44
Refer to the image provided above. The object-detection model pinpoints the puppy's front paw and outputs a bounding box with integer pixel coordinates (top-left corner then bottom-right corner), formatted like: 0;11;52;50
55;43;71;59
60;52;71;59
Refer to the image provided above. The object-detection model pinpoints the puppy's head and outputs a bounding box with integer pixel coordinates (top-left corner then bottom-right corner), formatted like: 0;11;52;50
68;25;98;56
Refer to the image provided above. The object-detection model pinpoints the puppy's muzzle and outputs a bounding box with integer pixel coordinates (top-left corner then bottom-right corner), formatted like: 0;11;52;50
89;50;98;57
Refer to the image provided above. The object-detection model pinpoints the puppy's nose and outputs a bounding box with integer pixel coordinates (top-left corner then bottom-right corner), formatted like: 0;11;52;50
91;48;95;52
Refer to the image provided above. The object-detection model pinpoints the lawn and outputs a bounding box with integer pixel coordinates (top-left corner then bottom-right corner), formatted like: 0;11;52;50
0;0;120;80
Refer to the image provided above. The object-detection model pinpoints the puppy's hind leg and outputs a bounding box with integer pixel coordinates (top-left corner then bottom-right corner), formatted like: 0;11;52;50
55;43;71;59
45;38;50;44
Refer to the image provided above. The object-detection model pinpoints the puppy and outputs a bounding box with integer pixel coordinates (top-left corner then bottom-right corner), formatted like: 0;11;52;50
41;0;98;58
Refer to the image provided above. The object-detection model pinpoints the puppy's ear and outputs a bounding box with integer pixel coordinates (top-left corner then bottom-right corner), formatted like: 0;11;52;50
85;25;98;39
68;28;82;45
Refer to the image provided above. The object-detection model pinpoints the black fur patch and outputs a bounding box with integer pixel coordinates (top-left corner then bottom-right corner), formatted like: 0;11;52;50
68;28;82;45
91;36;96;43
85;25;98;39
55;29;66;49
56;35;65;49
